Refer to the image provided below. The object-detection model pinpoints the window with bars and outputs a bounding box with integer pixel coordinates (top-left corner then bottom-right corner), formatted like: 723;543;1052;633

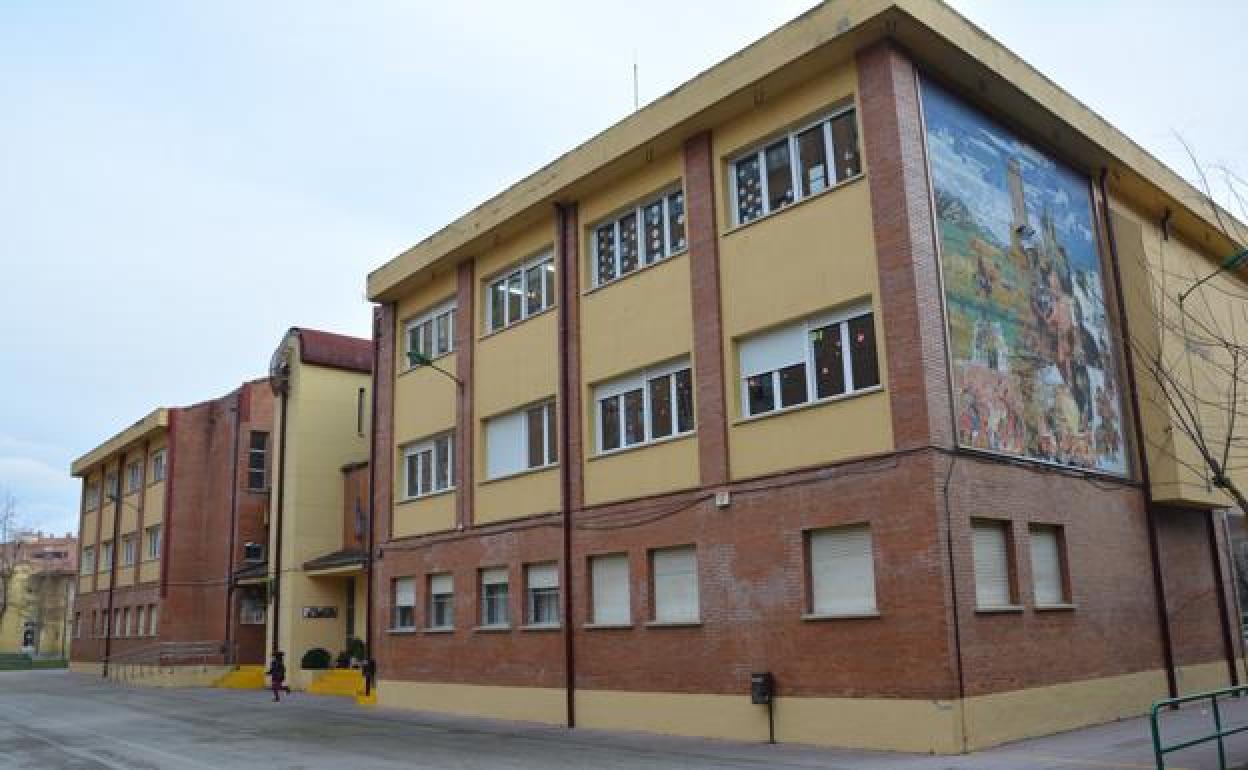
731;106;861;225
1029;524;1068;606
247;432;268;491
427;573;454;629
405;299;457;368
807;524;877;616
590;553;630;626
151;448;166;483
972;519;1015;609
402;433;455;499
651;546;699;624
393;578;416;629
739;308;879;418
486;400;557;479
487;253;556;333
525;563;560;626
479;567;510;628
592;188;687;286
595;359;695;453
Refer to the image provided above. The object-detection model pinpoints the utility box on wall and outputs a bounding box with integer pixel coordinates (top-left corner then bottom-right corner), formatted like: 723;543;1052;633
750;671;774;705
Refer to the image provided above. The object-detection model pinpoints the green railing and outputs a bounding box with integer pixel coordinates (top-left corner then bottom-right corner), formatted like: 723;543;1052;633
1151;685;1248;770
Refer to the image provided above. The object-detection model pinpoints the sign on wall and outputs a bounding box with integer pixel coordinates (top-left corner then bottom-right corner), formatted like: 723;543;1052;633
302;606;338;619
919;78;1127;476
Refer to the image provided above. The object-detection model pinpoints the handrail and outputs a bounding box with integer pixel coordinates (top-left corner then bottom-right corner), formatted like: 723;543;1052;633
1151;685;1248;769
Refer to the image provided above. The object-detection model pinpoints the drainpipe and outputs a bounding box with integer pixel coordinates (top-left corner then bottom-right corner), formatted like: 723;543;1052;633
102;460;124;678
555;202;576;729
223;389;244;664
271;365;290;656
1098;168;1178;698
366;310;381;662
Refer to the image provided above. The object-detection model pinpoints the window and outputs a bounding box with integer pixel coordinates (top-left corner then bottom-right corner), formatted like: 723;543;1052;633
405;299;456;368
593;188;687;286
651;546;699;623
393;578;416;629
731;106;861;225
113;608;121;637
740;308;879;417
486;400;557;479
487;252;555;333
972;519;1015;609
125;460;142;493
247;432;268;491
135;606;145;637
402;433;455;499
99;540;113;572
240;596;265;625
590;554;630;626
122;607;131;637
525;563;560;626
595;359;694;453
356;387;367;436
121;534;136;567
145;525;162;561
243;542;264;561
84;480;100;511
81;546;94;575
105;470;119;502
479;567;510;628
808;524;877;616
148;604;159;636
428;573;453;630
1030;525;1068;606
151;448;166;483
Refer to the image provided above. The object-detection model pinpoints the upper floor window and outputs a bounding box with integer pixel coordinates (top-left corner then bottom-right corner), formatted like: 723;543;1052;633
487;252;555;333
145;524;162;561
402;433;455;499
485;400;557;480
99;540;113;572
247;432;268;491
121;534;136;567
592;188;687;287
240;596;265;625
151;449;166;483
405;299;456;369
84;480;100;511
731;106;861;225
125;460;142;493
739;308;879;418
104;470;119;502
80;546;94;575
595;359;694;454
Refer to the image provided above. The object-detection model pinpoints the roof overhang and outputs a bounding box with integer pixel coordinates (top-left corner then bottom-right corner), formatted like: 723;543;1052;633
366;0;1243;304
71;408;169;477
304;563;365;578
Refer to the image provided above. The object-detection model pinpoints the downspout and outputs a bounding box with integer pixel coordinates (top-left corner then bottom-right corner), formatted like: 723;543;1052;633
223;389;244;664
1098;167;1178;698
271;368;290;655
366;311;380;661
555;202;576;729
102;459;124;677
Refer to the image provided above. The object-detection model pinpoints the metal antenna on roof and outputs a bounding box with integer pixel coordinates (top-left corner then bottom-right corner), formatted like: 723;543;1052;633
633;50;639;112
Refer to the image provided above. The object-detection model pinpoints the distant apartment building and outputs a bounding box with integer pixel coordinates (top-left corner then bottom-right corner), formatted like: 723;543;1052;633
69;378;274;676
0;533;77;659
360;0;1246;754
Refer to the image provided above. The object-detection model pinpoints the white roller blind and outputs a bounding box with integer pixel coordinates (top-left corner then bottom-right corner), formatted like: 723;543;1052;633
429;573;453;595
395;577;416;607
739;323;807;377
481;567;508;586
486;410;528;479
527;562;559;590
653;547;699;622
973;521;1012;608
810;524;876;615
591;554;630;625
1030;526;1064;605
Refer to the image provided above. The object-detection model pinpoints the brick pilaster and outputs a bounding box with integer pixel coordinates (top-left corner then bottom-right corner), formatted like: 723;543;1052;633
556;203;585;511
455;262;475;527
373;303;396;545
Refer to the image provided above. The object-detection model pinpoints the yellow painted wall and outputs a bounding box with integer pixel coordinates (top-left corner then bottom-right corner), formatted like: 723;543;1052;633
584;434;699;507
393;493;456;539
1;565;75;658
377;680;566;724
138;561;161;584
476;466;559;525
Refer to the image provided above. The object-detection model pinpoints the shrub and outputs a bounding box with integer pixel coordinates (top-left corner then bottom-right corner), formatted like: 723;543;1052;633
346;637;366;661
301;647;332;670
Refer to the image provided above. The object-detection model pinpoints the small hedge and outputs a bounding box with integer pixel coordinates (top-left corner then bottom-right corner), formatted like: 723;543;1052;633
301;647;332;670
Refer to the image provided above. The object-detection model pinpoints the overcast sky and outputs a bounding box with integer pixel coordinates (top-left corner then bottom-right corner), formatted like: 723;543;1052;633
2;1;1243;537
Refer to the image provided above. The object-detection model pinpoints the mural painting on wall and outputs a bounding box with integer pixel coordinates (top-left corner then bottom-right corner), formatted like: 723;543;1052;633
920;79;1127;476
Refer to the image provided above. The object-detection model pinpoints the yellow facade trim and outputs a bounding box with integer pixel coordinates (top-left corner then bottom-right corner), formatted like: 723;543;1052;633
71;409;168;476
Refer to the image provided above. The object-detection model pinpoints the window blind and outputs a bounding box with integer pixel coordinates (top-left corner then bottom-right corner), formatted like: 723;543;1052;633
591;554;630;625
394;577;416;607
486;410;528;479
973;521;1012;608
653;547;699;622
481;567;508;586
738;323;806;378
1029;526;1064;605
810;524;876;615
429;573;453;595
527;563;559;590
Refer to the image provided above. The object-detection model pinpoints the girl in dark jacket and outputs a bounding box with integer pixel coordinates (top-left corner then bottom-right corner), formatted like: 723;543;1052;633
266;652;292;702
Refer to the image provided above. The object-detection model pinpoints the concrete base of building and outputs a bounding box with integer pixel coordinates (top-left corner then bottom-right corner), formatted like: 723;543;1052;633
69;660;236;688
377;660;1245;754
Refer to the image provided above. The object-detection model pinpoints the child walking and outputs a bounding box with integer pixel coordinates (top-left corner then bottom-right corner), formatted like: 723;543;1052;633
266;651;292;702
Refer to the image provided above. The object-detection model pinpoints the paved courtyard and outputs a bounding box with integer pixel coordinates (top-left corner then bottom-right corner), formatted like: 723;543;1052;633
2;670;1247;769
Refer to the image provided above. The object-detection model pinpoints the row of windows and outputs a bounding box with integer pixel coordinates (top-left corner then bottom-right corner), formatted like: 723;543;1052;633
389;519;1072;633
77;603;159;639
83;449;167;511
80;525;161;575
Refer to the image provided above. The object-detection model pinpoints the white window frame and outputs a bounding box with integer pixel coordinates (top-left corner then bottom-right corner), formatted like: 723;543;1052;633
427;573;454;630
525;562;561;627
739;305;879;418
99;541;113;572
729;104;861;226
401;432;456;500
486;251;555;333
125;460;142;493
148;604;159;636
594;358;695;454
404;298;457;370
84;480;100;511
479;567;510;628
590;186;687;287
247;432;268;491
393;577;417;630
135;606;145;636
121;534;136;567
104;470;119;501
485;400;557;480
151;449;166;483
145;524;162;561
81;546;94;575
